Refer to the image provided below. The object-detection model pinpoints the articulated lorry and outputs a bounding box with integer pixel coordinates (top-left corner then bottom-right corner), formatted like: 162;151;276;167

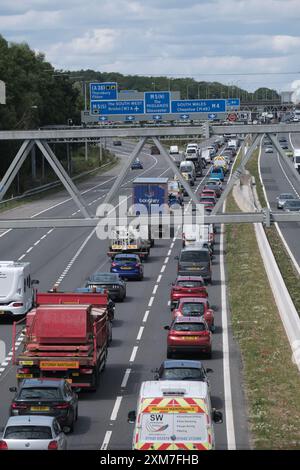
14;291;110;391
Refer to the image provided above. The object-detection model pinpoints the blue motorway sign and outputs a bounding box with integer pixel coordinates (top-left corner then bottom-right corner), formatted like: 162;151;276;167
91;100;145;115
171;99;226;114
226;98;240;108
180;114;190;120
90;82;118;101
145;92;170;114
125;115;136;122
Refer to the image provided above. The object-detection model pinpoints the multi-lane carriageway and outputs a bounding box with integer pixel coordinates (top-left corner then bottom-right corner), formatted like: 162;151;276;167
0;139;251;450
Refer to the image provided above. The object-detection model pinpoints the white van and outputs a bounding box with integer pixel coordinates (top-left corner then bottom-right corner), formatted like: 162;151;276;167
180;160;196;183
128;380;223;450
169;145;179;155
182;224;214;248
0;262;37;316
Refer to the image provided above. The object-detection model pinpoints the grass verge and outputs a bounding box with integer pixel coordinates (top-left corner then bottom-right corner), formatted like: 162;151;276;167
246;149;300;314
226;192;300;449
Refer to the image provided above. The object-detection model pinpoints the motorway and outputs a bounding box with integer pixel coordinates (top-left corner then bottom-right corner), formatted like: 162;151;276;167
260;132;300;266
0;138;249;450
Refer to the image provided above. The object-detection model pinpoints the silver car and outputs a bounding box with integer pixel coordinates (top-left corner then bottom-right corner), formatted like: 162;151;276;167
0;415;67;450
265;146;274;153
282;199;300;212
276;193;295;209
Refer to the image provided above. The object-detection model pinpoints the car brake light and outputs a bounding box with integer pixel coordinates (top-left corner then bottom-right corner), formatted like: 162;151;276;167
18;368;31;374
0;441;8;450
48;440;58;450
111;262;117;267
201;330;210;336
12;302;23;307
135;263;141;268
54;403;70;409
11;402;28;410
80;368;93;374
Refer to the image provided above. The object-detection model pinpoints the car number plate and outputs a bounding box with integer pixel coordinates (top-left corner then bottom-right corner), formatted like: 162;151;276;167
182;336;198;341
189;267;199;270
0;310;5;315
31;406;49;411
121;267;131;270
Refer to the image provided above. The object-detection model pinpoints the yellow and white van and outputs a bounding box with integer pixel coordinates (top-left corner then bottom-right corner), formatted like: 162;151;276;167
128;380;223;450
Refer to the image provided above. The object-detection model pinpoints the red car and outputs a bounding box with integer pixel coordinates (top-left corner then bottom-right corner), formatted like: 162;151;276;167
164;317;212;358
199;189;217;199
170;276;208;310
172;297;215;331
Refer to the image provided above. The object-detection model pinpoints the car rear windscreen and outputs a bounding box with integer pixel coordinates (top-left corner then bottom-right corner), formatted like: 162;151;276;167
180;251;210;263
4;426;52;440
177;281;204;287
181;303;205;316
173;323;206;332
161;368;205;381
18;387;62;400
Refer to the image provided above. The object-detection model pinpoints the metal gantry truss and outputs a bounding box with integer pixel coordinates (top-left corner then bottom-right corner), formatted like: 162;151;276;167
0;123;299;228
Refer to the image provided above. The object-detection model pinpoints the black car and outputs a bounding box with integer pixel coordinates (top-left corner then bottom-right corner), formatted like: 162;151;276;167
150;145;160;155
113;140;122;146
280;143;289;149
279;137;287;143
9;379;78;433
86;272;126;302
153;359;212;385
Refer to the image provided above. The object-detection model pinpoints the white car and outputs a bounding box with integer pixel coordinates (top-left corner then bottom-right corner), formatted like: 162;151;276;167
0;416;67;450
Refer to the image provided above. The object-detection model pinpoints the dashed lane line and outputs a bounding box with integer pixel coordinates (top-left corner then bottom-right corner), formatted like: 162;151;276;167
110;397;123;421
129;346;138;363
121;369;131;388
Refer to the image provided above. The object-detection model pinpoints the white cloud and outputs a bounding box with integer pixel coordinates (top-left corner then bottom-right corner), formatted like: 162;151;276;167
0;0;300;91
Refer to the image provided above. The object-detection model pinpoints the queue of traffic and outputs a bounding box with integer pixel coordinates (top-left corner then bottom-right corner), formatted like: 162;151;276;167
127;136;239;450
0;134;239;450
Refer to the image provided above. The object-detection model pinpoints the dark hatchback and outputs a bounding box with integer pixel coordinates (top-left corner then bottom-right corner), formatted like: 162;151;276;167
9;379;78;433
85;272;126;302
153;359;212;385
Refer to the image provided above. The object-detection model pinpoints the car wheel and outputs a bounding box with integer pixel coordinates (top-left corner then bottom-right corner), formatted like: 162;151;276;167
75;407;78;421
210;323;215;333
207;349;212;359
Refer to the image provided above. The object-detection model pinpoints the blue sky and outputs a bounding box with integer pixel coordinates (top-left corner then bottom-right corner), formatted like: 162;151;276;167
1;0;300;92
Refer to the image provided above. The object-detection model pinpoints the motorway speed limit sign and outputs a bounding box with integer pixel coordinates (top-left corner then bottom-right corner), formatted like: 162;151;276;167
227;113;237;122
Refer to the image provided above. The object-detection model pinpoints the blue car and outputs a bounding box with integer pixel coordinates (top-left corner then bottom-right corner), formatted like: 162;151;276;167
110;254;144;280
210;166;224;181
131;159;143;170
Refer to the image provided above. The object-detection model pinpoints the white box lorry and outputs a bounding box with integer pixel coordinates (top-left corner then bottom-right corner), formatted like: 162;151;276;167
293;148;300;173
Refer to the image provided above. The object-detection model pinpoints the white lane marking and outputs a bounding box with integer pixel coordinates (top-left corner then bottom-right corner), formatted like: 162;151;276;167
121;369;131;388
167;249;171;256
220;148;239;450
18;254;26;261
26;247;33;253
100;431;112;450
40;234;47;240
160;265;166;273
143;310;150;323
168;300;171;307
34;240;40;246
148;296;154;307
110;397;123;421
164;257;169;264
152;285;158;295
129;346;138;362
136;327;144;341
0;229;12;238
156;274;162;283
